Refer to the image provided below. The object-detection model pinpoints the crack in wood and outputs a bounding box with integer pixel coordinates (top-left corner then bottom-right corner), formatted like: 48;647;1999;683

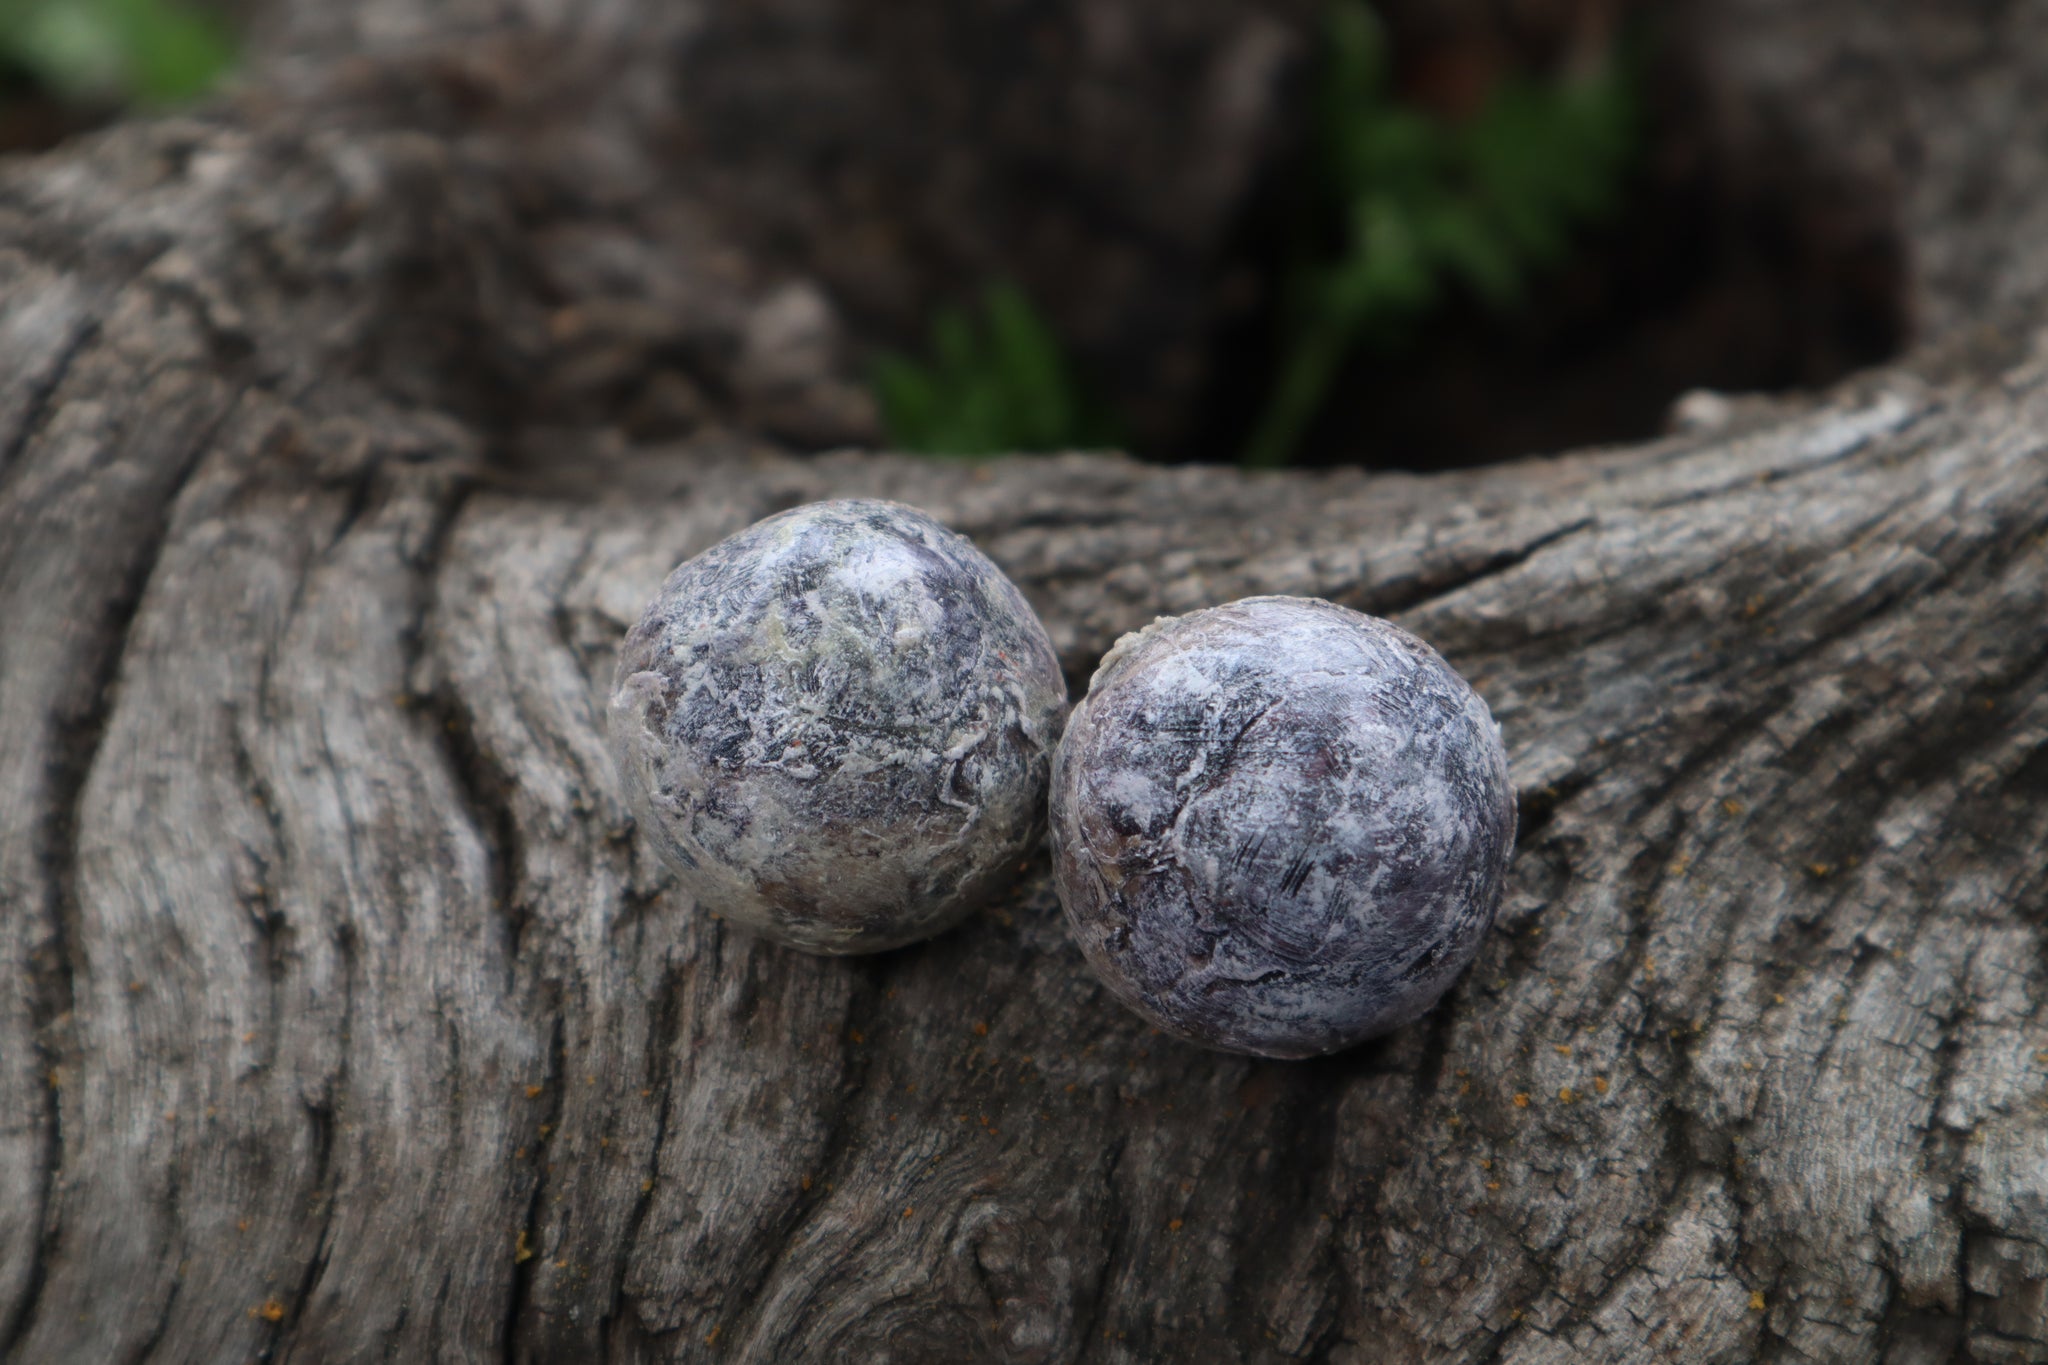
1;382;236;1356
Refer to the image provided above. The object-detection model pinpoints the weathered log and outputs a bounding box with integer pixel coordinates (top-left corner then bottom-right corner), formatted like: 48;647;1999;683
2;3;2046;1362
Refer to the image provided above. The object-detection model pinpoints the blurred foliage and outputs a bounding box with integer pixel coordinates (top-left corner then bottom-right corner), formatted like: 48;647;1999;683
878;4;1635;466
873;282;1118;458
0;0;234;108
1240;0;1636;466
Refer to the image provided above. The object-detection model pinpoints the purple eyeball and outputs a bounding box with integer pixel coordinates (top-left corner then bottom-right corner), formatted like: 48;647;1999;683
609;499;1068;954
1049;596;1514;1057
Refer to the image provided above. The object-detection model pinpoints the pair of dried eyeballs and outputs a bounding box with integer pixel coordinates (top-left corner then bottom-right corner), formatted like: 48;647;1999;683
609;500;1515;1058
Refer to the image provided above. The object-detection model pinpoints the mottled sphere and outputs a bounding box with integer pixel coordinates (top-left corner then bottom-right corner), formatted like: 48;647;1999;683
1049;596;1514;1057
609;499;1068;954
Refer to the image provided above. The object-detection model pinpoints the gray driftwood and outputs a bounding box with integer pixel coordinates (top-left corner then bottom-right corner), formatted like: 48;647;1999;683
3;2;2047;1361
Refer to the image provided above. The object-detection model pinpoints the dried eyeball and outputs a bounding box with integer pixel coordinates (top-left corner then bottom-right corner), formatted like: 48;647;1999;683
1049;596;1514;1057
609;499;1068;954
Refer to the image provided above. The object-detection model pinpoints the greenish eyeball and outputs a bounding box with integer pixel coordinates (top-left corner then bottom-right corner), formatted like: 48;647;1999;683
1049;596;1515;1057
609;499;1068;954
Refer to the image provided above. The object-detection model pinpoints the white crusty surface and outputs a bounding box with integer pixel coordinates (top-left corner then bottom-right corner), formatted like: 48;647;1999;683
1051;596;1515;1057
610;499;1068;952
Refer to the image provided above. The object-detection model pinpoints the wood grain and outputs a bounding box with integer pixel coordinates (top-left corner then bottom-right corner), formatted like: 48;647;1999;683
1;2;2046;1360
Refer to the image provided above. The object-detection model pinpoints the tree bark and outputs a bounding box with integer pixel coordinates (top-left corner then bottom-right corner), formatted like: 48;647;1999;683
2;3;2046;1362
